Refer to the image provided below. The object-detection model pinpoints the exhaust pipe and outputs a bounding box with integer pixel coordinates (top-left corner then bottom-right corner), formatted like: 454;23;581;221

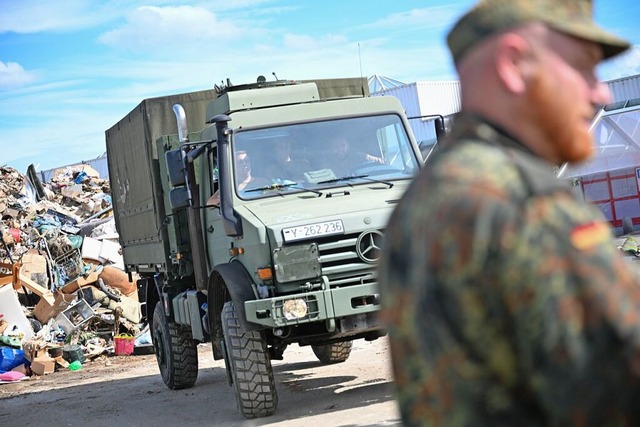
173;104;189;144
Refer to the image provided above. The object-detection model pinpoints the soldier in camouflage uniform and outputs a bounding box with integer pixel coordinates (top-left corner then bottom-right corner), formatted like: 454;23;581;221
378;1;638;426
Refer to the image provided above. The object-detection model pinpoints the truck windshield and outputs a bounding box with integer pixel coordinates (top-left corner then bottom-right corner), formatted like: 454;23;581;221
232;114;419;199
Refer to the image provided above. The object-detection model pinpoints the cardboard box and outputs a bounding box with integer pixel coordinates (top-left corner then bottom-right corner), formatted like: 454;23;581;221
60;270;100;295
18;273;53;299
55;356;69;369
22;339;48;362
31;356;55;375
20;252;49;288
32;292;76;324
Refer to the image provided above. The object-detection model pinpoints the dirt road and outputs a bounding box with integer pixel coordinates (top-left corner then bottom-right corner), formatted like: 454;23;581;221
0;337;400;426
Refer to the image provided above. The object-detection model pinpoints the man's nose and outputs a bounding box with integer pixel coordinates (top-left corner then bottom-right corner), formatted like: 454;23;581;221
592;81;612;107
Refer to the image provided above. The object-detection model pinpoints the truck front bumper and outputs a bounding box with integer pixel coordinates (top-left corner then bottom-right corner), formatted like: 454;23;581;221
244;281;380;328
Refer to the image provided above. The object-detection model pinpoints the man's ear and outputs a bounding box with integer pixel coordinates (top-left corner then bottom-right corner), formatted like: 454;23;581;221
494;33;536;94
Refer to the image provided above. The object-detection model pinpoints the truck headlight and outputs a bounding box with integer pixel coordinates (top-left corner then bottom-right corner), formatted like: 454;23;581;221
282;299;308;320
273;243;320;283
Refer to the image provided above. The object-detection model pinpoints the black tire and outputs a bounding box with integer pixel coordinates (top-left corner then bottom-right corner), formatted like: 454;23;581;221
221;301;277;419
312;340;353;364
151;303;198;390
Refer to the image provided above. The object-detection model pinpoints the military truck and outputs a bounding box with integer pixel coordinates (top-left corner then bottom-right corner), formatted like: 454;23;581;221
105;77;425;418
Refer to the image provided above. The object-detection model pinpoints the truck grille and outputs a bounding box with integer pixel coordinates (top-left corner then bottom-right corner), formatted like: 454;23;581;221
317;230;382;288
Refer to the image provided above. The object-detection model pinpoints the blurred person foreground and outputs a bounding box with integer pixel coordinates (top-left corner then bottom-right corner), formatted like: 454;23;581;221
378;1;640;426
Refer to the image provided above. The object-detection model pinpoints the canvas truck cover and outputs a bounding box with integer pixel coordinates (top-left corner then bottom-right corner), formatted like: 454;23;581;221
105;89;216;272
299;77;370;98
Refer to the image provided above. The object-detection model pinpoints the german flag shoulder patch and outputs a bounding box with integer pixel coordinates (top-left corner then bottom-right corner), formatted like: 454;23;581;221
570;221;610;250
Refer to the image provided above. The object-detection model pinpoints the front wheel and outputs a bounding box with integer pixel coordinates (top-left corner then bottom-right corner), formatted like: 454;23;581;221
221;301;277;419
312;341;353;364
151;303;198;389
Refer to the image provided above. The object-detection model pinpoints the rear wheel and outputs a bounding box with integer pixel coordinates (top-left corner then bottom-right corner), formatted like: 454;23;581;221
151;303;198;389
221;301;277;418
312;340;353;364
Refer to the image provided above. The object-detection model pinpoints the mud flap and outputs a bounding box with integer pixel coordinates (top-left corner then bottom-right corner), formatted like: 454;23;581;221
212;261;262;332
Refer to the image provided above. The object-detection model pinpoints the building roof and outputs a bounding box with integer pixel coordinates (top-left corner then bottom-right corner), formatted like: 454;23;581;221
558;98;640;178
368;74;406;93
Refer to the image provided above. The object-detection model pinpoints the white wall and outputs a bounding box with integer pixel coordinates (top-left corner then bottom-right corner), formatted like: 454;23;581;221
608;74;640;103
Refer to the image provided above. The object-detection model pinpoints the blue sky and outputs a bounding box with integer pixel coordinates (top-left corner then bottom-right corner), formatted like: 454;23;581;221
2;0;640;174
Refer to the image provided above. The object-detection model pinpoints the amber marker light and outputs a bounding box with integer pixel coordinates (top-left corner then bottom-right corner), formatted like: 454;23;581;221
257;267;273;281
228;246;245;256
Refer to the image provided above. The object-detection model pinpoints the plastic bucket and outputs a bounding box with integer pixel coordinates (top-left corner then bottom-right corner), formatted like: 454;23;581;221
114;334;134;355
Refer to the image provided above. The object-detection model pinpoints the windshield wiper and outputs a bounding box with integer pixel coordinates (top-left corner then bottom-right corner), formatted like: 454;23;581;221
245;182;323;197
318;174;393;188
318;174;368;185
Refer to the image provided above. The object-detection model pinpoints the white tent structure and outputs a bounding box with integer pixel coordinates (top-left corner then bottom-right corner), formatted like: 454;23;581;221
558;99;640;179
368;74;405;93
557;96;640;234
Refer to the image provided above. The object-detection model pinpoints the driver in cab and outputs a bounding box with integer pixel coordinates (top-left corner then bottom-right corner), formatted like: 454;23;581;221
207;149;267;205
323;135;384;177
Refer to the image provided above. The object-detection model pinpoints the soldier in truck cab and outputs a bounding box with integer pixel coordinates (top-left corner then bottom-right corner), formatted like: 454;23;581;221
207;149;265;205
321;135;384;177
262;139;310;182
234;150;253;191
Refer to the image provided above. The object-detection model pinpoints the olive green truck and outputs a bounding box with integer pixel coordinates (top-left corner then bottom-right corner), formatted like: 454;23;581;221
105;77;426;418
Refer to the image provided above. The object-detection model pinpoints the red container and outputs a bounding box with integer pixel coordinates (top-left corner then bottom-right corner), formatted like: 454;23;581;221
114;335;134;355
8;228;20;243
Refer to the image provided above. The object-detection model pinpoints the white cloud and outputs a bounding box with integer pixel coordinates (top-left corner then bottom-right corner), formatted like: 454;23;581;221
360;6;462;32
0;0;273;34
0;61;37;89
282;33;348;51
203;0;275;10
99;5;244;52
0;0;108;33
599;45;640;81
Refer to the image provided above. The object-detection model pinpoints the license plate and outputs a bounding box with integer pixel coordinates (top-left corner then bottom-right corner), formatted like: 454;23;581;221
282;220;344;242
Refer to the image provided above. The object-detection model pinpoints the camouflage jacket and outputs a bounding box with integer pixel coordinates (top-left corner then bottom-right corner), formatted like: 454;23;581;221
379;114;640;427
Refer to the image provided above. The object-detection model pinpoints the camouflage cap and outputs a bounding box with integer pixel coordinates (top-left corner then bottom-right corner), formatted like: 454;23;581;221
447;0;630;63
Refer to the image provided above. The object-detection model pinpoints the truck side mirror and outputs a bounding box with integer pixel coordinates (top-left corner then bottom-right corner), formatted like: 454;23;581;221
165;149;186;187
434;117;447;142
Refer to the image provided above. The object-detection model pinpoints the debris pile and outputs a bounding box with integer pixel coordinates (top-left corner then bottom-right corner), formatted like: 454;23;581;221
0;164;148;383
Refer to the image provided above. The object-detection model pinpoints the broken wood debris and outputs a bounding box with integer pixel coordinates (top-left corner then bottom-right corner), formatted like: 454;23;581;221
0;164;149;380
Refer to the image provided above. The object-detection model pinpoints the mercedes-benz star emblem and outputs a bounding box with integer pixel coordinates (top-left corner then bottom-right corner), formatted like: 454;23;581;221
356;230;384;263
